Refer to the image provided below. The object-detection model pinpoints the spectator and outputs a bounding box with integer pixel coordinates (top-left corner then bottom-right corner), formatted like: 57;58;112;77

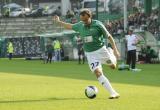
4;7;10;17
125;29;141;71
46;42;53;63
44;5;49;16
53;38;61;62
7;41;14;60
54;6;61;16
76;36;85;64
66;10;74;19
145;45;158;63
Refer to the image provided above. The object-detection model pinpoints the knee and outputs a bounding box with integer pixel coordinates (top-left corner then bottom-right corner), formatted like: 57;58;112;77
94;69;102;78
109;64;116;69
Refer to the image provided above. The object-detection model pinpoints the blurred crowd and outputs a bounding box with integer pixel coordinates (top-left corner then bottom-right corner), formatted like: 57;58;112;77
105;8;160;40
6;37;41;57
138;45;158;64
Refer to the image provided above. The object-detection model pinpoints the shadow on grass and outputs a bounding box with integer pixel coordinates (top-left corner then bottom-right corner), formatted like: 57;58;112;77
0;97;88;104
0;59;160;87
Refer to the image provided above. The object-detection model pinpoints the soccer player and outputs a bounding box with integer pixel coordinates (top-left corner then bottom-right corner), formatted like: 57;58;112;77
76;36;85;64
7;41;14;60
53;9;120;99
46;42;53;63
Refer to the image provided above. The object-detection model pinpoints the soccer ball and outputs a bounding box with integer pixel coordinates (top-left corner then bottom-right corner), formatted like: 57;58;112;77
85;86;98;99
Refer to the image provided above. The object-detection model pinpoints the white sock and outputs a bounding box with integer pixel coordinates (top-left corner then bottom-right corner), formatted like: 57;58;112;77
98;74;118;96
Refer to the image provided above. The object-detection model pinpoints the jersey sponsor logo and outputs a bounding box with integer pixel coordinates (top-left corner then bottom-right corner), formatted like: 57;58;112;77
84;36;93;43
89;28;95;32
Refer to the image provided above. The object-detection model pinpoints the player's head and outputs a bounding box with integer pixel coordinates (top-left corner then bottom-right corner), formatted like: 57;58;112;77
128;29;133;35
79;9;92;24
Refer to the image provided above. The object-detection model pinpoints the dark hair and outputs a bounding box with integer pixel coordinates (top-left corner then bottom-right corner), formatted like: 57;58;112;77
129;29;133;32
128;29;133;34
80;9;92;17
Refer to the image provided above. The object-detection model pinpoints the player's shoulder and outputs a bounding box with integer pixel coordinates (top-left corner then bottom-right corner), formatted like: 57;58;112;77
78;21;84;25
79;21;84;24
125;35;129;39
92;20;103;25
92;20;105;29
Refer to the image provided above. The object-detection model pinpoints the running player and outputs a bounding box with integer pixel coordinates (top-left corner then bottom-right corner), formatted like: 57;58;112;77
53;9;120;99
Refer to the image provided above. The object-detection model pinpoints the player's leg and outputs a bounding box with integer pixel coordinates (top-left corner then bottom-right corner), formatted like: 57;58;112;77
82;54;85;64
11;53;13;60
126;50;132;68
86;53;119;99
82;49;85;64
78;50;81;64
49;53;52;63
43;55;46;64
9;53;12;60
95;68;119;99
99;47;120;98
104;47;117;69
46;53;49;63
54;50;57;61
131;50;136;69
58;50;61;61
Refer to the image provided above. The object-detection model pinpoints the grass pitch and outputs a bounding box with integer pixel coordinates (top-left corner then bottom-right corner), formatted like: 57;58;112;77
0;59;160;110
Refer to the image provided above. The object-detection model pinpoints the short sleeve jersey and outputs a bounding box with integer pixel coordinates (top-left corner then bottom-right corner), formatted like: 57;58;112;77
72;20;109;52
125;34;137;51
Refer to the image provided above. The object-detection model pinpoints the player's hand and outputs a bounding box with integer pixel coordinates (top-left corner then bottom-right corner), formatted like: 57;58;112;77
53;15;60;22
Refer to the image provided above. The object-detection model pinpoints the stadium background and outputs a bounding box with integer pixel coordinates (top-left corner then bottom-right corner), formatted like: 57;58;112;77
0;0;160;61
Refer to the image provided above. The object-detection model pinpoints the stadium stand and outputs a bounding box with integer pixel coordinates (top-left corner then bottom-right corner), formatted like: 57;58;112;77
0;17;63;37
0;16;64;58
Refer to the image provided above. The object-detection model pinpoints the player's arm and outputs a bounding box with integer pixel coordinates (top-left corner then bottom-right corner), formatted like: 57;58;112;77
53;15;73;30
100;23;120;58
132;35;140;46
124;36;128;52
108;34;120;59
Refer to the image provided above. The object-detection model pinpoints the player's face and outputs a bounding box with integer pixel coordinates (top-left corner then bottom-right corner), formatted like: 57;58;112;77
128;31;132;35
80;14;90;24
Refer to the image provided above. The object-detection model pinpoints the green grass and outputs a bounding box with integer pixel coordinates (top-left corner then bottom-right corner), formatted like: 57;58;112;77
0;58;160;110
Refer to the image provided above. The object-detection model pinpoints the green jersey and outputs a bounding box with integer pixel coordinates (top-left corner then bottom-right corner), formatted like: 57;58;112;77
72;20;109;52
